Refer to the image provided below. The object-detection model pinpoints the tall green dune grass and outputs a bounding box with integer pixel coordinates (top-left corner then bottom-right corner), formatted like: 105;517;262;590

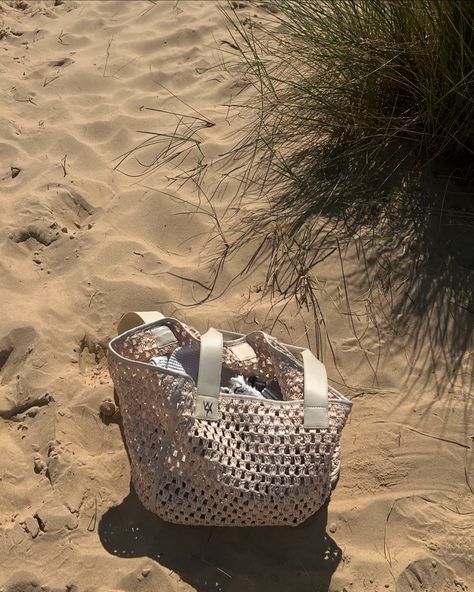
221;0;474;304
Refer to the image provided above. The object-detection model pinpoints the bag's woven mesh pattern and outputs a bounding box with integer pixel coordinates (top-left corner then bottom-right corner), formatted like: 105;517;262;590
108;319;351;526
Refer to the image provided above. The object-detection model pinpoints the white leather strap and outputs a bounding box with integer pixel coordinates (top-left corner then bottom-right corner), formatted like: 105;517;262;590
194;328;328;428
195;328;223;421
117;311;177;348
301;349;329;429
118;312;306;359
117;312;328;429
117;311;165;333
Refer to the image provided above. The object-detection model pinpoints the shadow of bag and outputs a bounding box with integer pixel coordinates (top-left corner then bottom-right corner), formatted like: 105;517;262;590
108;311;352;526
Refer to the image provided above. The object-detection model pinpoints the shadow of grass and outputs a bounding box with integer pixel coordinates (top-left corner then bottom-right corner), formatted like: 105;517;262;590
355;162;474;398
218;136;474;398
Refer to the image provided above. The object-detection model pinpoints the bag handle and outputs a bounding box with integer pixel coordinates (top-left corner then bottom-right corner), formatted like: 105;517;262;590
118;311;177;348
117;311;314;359
118;311;166;333
300;349;329;429
196;328;329;429
117;311;329;429
195;328;223;421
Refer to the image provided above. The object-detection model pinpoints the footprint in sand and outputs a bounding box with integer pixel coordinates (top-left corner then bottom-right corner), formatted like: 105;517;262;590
0;327;53;419
43;57;75;86
0;326;36;386
396;558;467;592
48;57;74;68
8;185;97;268
9;217;61;269
9;220;61;247
76;335;111;388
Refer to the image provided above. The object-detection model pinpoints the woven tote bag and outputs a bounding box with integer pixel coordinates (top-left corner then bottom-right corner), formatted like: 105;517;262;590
108;311;352;526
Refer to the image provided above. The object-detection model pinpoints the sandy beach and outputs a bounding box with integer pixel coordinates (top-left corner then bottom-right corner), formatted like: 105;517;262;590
0;1;472;590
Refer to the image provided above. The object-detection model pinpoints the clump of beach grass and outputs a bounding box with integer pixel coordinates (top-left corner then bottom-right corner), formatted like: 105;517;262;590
219;0;474;306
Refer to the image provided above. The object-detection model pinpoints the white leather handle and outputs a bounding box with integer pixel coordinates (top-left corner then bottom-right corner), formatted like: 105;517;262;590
195;328;223;421
117;311;166;333
196;328;329;429
301;349;329;429
118;312;329;429
117;311;176;348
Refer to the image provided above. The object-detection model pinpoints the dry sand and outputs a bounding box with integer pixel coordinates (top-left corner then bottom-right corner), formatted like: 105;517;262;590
0;1;472;591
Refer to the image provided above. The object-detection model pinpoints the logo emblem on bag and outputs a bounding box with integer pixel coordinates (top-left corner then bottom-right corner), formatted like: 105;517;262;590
203;401;213;417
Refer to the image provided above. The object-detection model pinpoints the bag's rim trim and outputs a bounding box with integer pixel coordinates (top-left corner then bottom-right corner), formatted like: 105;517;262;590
108;318;353;409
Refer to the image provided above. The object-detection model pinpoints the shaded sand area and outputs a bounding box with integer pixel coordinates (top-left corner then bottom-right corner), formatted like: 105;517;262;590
0;1;472;591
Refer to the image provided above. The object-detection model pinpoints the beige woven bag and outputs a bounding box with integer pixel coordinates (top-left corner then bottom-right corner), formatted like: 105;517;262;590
108;311;352;526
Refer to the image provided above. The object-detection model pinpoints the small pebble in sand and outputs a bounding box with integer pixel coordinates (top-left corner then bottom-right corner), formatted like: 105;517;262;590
431;559;437;568
329;522;337;533
99;399;116;417
11;166;21;178
142;568;150;577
